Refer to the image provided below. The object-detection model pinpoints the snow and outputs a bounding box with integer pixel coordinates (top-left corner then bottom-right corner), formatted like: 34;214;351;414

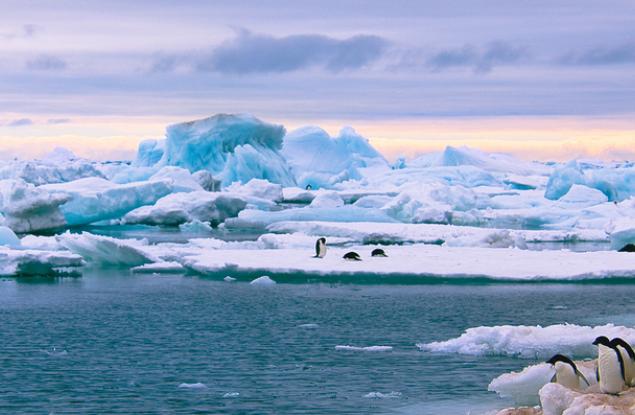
123;191;247;226
42;177;173;227
558;184;608;205
180;244;635;281
225;179;283;203
148;166;204;192
282;126;388;188
309;191;345;209
157;114;296;186
419;323;635;358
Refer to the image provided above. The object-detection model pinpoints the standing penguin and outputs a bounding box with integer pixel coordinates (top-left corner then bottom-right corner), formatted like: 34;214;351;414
314;238;327;258
546;354;590;390
593;336;626;394
611;338;635;386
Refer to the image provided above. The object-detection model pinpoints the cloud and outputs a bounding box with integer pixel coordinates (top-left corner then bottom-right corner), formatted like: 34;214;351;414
1;24;38;40
6;118;34;127
154;30;388;74
426;42;526;73
560;42;635;65
26;55;67;71
47;118;71;124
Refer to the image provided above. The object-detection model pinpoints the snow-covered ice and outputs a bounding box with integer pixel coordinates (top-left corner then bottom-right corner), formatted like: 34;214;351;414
419;323;635;358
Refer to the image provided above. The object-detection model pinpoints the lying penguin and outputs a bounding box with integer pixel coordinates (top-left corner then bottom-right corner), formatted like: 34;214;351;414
314;238;327;258
612;337;635;386
343;252;362;261
546;354;590;391
593;336;626;394
371;248;388;257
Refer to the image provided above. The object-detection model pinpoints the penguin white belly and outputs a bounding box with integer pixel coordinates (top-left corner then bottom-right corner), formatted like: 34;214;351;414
598;345;625;394
554;362;581;390
617;346;635;386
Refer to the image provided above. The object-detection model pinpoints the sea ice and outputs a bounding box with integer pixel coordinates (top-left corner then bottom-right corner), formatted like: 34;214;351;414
58;232;157;266
0;247;83;277
419;323;635;358
250;275;276;285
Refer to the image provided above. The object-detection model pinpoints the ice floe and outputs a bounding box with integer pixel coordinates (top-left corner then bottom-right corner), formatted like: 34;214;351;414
335;345;393;352
419;323;635;358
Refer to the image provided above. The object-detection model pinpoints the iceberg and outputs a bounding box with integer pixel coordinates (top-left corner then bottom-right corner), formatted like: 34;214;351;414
123;191;247;226
545;161;635;202
155;114;296;187
0;152;105;185
0;226;21;248
282;126;388;188
0;246;83;277
134;139;165;167
58;232;158;266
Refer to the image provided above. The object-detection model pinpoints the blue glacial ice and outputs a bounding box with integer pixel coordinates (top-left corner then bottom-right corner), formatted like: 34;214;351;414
282;126;388;189
154;114;296;187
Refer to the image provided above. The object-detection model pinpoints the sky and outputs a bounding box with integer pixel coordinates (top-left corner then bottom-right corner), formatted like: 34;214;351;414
0;0;634;161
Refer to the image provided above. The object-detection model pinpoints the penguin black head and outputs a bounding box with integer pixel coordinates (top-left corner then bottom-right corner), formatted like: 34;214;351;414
305;184;313;191
343;251;362;261
318;237;326;244
371;248;387;257
593;336;611;346
546;353;576;367
611;338;635;360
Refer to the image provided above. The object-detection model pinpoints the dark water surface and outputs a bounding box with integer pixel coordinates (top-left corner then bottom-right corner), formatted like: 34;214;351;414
1;272;634;414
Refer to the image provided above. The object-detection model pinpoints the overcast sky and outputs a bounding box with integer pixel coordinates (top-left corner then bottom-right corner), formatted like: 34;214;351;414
1;0;634;160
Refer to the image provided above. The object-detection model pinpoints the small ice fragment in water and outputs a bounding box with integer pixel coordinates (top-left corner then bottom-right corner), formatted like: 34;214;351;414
44;347;68;357
550;305;568;310
223;392;240;398
250;276;276;285
298;323;319;329
335;345;393;352
363;391;402;399
224;276;236;282
178;382;207;389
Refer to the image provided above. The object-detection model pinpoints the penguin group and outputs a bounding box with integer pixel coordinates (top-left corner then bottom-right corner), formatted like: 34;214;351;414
313;238;388;261
546;336;635;395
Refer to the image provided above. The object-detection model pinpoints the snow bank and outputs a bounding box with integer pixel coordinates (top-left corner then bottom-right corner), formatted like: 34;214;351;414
419;323;635;358
157;114;296;186
42;177;173;227
123;191;247;226
282;126;388;188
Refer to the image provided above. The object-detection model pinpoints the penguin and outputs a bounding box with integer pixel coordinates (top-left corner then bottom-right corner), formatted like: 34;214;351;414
546;354;590;390
619;244;635;252
343;252;362;261
611;338;635;386
593;336;626;394
371;248;388;257
314;238;327;258
305;184;313;191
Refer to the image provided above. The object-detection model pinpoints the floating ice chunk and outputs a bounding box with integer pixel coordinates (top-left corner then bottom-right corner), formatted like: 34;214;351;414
58;232;157;266
0;247;83;277
443;229;527;249
298;323;319;329
0;226;21;248
609;218;635;250
223;276;236;282
178;382;207;389
335;345;393;352
179;220;213;233
419;323;635;358
363;391;402;399
282;126;388;188
42;177;173;227
159;114;296;186
309;191;345;209
131;261;184;274
0;179;69;232
19;235;62;251
226;179;283;203
124;191;247;226
250;275;276;285
222;392;240;398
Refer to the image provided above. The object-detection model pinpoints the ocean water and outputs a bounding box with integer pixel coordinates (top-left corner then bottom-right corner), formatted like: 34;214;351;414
2;273;635;414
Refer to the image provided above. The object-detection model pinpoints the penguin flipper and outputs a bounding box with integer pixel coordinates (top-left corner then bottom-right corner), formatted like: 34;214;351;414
596;366;600;382
550;373;557;383
577;370;591;387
